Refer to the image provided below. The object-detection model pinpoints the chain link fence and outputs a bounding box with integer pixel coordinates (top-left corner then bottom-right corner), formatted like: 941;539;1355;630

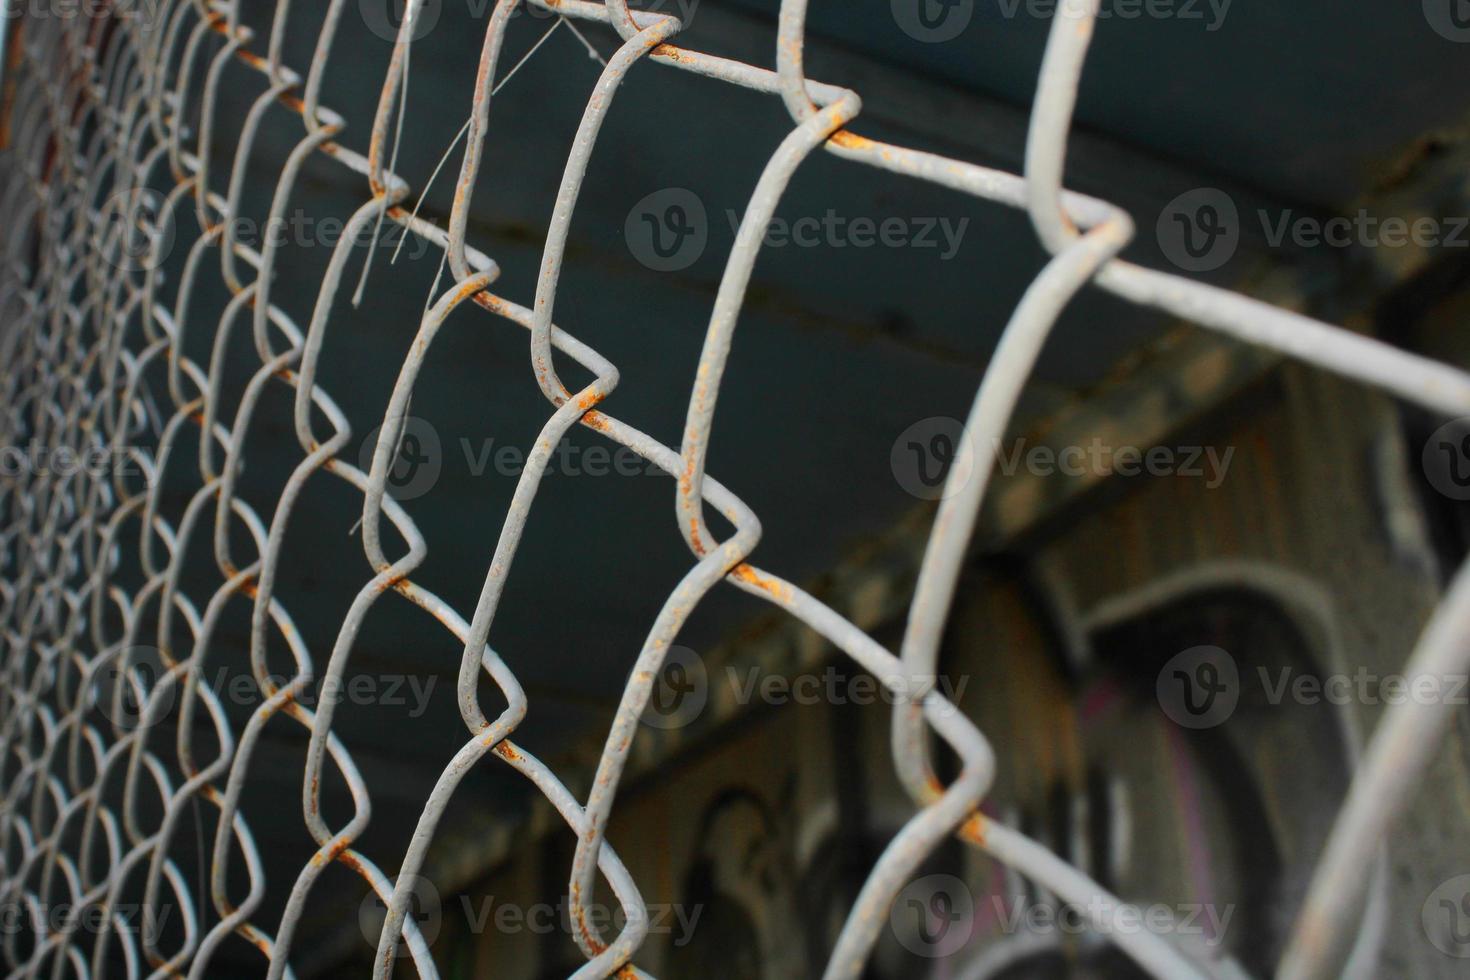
1;0;1469;977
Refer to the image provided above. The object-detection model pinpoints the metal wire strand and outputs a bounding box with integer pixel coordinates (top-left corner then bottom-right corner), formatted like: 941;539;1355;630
1;1;1468;979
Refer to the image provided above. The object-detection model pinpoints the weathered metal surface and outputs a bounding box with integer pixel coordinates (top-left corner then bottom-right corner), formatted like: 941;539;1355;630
3;1;1470;978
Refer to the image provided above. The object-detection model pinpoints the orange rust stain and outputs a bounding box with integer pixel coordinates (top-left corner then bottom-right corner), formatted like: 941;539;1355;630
686;517;706;554
453;277;484;303
580;410;610;432
829;129;875;151
731;563;787;600
959;811;987;845
652;44;682;60
493;742;521;763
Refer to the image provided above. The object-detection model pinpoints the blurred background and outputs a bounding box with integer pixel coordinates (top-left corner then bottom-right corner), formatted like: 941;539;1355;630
9;0;1470;976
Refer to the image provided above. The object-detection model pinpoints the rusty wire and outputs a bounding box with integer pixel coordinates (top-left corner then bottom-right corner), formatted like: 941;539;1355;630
1;0;1468;978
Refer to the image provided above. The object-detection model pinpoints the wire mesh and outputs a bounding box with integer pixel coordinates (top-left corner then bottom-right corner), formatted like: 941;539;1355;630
1;1;1468;978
